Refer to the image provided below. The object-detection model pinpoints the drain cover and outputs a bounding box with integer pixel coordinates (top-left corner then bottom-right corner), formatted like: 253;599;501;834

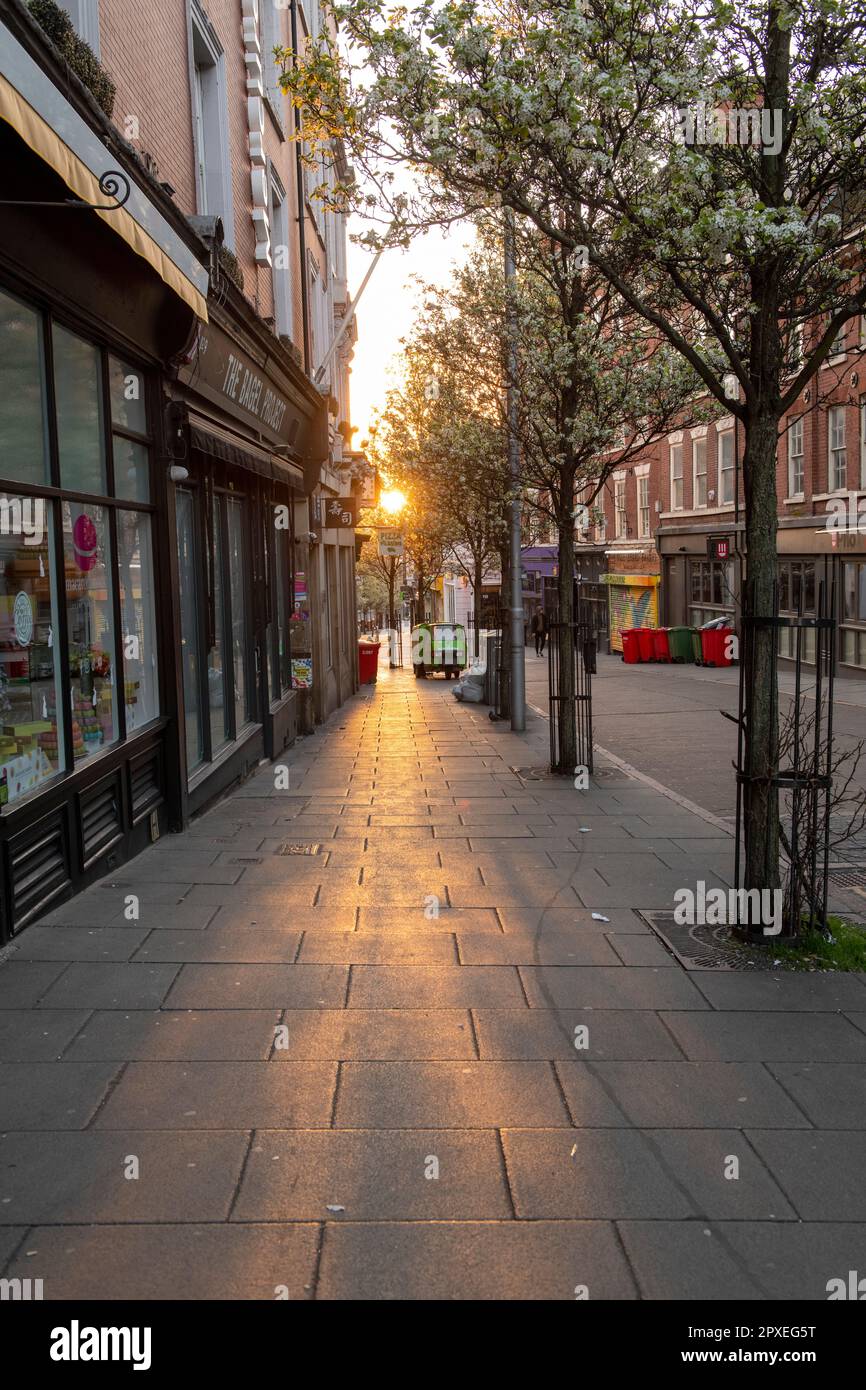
510;766;553;781
275;843;322;856
641;911;797;971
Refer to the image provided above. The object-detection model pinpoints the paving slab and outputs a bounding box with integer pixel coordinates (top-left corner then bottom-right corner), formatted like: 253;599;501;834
93;1061;338;1129
767;1063;866;1128
233;1130;511;1221
0;1009;90;1061
133;929;304;963
0;1130;249;1223
694;972;866;1012
347;964;525;1009
745;1130;866;1220
334;1061;569;1127
0;1061;119;1128
519;965;709;1010
316;1220;637;1300
555;1060;809;1129
36;962;180;1010
472;1008;684;1061
165;963;349;1009
63;1010;281;1061
9;927;150;961
456;932;620;966
661;1009;866;1062
0;1224;320;1299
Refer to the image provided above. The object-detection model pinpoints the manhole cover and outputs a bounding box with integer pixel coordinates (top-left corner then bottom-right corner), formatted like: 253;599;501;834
275;843;322;856
641;911;797;971
510;766;552;781
829;868;866;889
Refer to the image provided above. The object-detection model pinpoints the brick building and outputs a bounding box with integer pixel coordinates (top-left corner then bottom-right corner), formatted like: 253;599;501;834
576;330;866;674
0;0;361;939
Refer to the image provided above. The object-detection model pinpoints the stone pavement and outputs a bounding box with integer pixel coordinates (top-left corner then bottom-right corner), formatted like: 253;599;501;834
1;655;865;1300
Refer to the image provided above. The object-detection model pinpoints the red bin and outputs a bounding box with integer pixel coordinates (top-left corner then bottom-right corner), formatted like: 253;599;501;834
700;627;735;667
653;628;671;662
358;639;380;684
621;629;642;664
636;627;656;662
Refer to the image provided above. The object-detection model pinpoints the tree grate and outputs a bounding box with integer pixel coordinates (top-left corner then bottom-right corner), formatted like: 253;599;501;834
275;843;322;856
640;911;798;972
828;868;866;889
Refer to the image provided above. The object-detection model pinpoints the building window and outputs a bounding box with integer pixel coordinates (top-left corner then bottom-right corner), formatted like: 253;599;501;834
638;476;650;537
259;0;286;120
841;561;866;668
58;0;101;54
614;478;627;537
829;318;847;358
669;444;683;510
861;397;866;490
190;5;234;247
689;559;734;628
718;429;735;504
0;290;159;808
784;322;803;373
692;437;707;507
269;171;293;339
778;560;817;663
788;415;805;497
828;405;847;491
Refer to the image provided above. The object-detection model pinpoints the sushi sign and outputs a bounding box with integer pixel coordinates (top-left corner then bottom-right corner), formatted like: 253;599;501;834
708;534;733;561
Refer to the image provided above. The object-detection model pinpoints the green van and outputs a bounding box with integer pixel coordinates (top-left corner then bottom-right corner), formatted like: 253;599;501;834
411;622;467;679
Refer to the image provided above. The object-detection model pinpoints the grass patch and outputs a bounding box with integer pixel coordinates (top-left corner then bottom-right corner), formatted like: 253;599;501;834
762;917;866;972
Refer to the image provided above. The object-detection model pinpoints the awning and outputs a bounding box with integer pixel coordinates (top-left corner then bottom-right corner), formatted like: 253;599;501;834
0;28;209;321
189;413;304;488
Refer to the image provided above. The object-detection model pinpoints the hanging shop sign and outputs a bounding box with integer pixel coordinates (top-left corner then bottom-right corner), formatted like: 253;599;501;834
377;529;404;557
323;497;357;529
707;534;734;561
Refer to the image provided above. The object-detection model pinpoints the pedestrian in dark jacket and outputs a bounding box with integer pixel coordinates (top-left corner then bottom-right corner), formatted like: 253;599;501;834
530;609;548;656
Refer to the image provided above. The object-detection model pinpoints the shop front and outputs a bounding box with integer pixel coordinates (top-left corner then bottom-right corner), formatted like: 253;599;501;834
170;305;328;815
604;573;661;653
0;12;209;938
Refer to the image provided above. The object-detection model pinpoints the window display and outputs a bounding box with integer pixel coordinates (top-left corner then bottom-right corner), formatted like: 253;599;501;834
176;489;203;770
63;502;119;760
227;498;251;730
208;495;229;753
117;511;159;730
0;493;64;805
54;326;106;496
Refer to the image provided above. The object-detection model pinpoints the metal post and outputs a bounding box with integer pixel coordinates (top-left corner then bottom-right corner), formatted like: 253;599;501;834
504;209;525;732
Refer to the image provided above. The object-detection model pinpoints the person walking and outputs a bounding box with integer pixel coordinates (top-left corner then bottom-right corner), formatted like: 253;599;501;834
531;609;548;656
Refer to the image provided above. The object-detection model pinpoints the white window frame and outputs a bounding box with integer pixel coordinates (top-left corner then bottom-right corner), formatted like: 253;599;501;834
718;429;735;505
259;0;287;131
788;415;805;498
669;443;683;511
829;318;847;360
637;475;650;538
692;436;707;508
188;2;235;249
59;0;101;54
829;405;847;491
614;477;627;538
268;166;293;339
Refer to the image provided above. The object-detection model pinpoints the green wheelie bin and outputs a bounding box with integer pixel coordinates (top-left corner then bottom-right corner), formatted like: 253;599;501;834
667;625;696;663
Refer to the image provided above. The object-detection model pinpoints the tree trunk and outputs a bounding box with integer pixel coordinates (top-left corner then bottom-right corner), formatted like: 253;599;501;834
498;525;511;718
742;408;782;913
387;559;397;667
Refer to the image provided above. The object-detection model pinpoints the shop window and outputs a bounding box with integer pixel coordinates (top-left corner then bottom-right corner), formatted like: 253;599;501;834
109;359;150;504
117;511;159;733
54;325;107;495
841;560;866;668
669;444;683;510
268;508;293;701
778;559;817;663
689;559;734;628
692;437;707;507
207;494;229;752
860;396;866;490
63;502;119;760
176;488;203;771
227;497;253;730
787;414;804;497
0;493;65;806
0;289;50;487
718;430;735;504
828;406;847;491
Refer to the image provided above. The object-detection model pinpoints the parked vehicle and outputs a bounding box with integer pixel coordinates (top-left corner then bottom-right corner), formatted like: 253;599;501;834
411;622;467;679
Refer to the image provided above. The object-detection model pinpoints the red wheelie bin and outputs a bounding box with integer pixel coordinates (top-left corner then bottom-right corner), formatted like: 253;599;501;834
636;627;656;662
653;628;671;662
358;638;380;684
700;626;735;667
621;628;642;663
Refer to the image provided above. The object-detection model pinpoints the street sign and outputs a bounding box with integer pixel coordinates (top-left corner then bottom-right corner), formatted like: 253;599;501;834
377;528;404;557
324;497;356;528
708;534;733;561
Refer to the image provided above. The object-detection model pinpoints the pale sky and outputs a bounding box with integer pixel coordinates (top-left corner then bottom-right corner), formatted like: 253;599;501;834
345;220;473;447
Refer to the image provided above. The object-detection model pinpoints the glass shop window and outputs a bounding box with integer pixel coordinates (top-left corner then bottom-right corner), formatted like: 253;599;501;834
0;288;50;487
0;493;65;805
63;501;119;760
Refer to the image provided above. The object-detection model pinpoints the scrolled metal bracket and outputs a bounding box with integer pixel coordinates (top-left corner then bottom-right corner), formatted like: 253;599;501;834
0;169;131;211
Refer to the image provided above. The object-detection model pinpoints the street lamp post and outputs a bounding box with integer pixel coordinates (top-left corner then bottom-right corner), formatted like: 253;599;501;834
504;210;526;733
